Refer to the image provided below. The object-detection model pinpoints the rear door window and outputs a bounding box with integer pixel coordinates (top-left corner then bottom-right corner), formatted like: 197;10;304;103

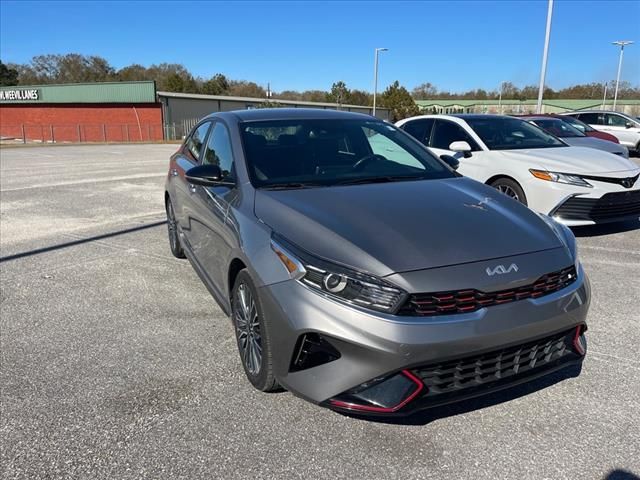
577;113;600;125
431;120;479;150
402;119;434;145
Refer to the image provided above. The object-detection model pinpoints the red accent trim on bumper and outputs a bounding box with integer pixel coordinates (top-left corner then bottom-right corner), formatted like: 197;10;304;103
573;325;586;356
329;370;425;413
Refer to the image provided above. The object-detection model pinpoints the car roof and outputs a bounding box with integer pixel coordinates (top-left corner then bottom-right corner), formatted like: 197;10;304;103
520;116;559;121
208;108;376;123
565;110;626;114
451;114;519;121
398;113;520;124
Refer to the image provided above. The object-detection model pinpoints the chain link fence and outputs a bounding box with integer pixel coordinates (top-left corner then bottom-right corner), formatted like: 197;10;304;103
0;123;165;144
163;118;201;141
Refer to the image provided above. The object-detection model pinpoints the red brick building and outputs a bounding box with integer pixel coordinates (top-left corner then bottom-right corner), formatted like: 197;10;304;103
0;81;163;142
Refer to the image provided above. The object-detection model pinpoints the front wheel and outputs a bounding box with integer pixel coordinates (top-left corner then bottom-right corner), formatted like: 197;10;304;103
231;270;279;392
490;178;528;206
166;198;186;259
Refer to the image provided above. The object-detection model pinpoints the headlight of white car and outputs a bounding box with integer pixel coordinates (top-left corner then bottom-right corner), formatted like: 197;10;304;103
529;169;593;188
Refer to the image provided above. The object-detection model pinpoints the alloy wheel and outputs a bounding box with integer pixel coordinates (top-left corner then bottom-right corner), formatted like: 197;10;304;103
234;282;262;376
496;184;520;201
167;202;179;251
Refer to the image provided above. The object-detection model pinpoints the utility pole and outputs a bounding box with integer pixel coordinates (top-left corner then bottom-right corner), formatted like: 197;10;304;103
536;0;554;114
612;40;633;110
372;48;388;117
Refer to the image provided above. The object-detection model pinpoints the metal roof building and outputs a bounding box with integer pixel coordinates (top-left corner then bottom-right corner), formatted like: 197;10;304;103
157;91;390;139
0;81;163;142
0;81;390;143
416;98;640;115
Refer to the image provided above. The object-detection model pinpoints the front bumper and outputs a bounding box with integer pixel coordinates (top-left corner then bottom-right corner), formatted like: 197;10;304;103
259;262;590;414
550;189;640;225
522;173;640;226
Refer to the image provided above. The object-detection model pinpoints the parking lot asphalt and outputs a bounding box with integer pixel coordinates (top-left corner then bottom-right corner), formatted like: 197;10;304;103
1;144;639;480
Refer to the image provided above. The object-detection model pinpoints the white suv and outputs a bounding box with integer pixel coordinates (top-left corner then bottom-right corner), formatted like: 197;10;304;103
561;111;640;155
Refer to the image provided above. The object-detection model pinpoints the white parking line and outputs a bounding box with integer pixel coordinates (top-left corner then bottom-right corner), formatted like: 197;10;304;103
0;173;166;192
580;245;640;256
589;350;640;368
582;258;640;267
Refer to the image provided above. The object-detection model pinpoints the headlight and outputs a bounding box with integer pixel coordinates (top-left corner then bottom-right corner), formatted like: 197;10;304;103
530;169;592;188
270;236;407;313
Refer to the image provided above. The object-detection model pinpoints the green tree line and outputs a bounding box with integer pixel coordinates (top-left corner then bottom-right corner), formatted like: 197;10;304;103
411;80;640;101
1;54;639;122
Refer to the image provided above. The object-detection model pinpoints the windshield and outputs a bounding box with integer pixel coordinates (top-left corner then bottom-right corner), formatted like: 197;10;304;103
465;117;566;150
530;118;585;138
562;116;595;133
240;119;455;188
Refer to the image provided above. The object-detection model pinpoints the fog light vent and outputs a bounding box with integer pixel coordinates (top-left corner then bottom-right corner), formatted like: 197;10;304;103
289;333;341;372
328;370;424;414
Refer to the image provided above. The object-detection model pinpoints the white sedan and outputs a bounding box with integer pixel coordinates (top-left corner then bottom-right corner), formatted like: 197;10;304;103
396;114;640;226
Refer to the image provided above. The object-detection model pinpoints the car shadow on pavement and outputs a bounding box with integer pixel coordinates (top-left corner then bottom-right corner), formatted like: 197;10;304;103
604;470;640;480
0;220;167;263
339;364;583;426
571;219;640;238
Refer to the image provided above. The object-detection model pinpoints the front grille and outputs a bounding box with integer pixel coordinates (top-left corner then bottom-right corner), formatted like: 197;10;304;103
581;173;639;188
398;266;576;317
554;189;640;223
413;328;582;400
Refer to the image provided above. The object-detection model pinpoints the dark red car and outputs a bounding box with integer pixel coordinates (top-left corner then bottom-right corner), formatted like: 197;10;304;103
546;114;619;144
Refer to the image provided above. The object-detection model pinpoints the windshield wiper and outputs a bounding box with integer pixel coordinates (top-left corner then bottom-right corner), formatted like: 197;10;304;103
260;182;325;190
336;175;429;186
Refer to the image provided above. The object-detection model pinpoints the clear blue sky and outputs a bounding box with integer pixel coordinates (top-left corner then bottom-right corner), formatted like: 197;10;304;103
1;0;638;93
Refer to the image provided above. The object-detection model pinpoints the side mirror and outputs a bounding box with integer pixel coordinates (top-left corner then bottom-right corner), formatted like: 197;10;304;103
185;164;234;187
440;154;460;170
625;122;634;129
449;141;472;158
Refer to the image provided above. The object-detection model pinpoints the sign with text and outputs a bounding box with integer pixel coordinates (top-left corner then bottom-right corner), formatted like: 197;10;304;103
0;89;39;101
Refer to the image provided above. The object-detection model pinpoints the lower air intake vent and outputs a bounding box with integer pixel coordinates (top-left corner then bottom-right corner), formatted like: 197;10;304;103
290;333;341;372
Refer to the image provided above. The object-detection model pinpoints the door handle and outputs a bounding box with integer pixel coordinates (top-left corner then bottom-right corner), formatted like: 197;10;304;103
170;168;179;177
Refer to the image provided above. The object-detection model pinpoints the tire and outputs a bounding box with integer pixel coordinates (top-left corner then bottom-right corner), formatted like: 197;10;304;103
490;178;528;206
166;198;186;259
231;270;279;392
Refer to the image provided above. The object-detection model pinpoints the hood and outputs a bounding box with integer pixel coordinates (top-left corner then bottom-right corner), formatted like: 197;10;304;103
497;146;639;175
255;178;563;277
561;136;627;156
586;131;619;143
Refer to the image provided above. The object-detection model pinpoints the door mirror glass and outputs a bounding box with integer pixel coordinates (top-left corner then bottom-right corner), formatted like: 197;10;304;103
186;164;233;187
440;154;460;170
449;140;472;158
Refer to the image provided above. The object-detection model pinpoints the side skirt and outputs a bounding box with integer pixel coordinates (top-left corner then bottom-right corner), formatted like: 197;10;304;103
180;231;231;316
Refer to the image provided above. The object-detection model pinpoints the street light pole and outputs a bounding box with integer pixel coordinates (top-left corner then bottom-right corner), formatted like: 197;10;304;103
498;81;504;114
372;47;388;117
612;40;633;110
536;0;554;114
